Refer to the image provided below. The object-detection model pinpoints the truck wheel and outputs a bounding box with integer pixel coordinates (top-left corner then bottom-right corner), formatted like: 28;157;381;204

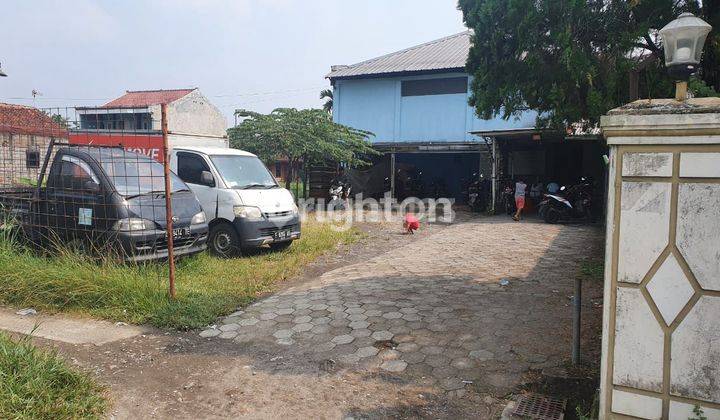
544;208;561;224
209;223;241;258
269;241;293;252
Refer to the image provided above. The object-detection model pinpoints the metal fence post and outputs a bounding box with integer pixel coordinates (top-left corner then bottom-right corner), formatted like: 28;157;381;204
161;104;176;299
572;277;582;365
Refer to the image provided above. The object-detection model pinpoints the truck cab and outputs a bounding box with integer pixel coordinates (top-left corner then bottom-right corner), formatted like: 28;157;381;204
4;146;210;262
169;146;300;257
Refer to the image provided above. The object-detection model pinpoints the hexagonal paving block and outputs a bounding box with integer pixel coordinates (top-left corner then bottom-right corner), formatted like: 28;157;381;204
351;329;372;338
403;352;426;364
402;314;421;322
424;354;451;368
365;309;383;317
219;323;240;332
349;320;370;330
310;304;329;311
292;323;313;332
421;345;443;355
380;360;408;372
276;308;295;315
314;341;336;352
345;307;365;314
199;329;220;338
397;342;419;353
238;318;259;327
293;315;312;324
371;330;394;341
331;334;355;345
469;349;494;361
451;358;474;369
259;312;278;321
347;314;368;322
276;338;295;346
383;311;403;320
311;324;331;335
355;346;379;358
218;331;239;339
273;329;294;339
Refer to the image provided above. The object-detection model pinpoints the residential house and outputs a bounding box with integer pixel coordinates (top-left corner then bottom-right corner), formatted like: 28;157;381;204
328;31;605;208
0;103;67;187
73;88;227;161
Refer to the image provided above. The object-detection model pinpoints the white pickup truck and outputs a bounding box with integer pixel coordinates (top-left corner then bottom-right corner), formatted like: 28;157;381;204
168;146;300;257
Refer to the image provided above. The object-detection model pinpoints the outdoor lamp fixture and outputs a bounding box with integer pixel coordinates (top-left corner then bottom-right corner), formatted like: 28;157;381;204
0;62;7;77
659;12;712;101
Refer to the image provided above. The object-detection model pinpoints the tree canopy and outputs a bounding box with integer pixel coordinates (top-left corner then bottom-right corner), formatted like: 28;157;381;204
458;0;719;129
227;108;377;188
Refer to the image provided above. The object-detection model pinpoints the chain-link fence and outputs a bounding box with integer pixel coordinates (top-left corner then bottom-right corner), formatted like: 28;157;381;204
0;106;208;296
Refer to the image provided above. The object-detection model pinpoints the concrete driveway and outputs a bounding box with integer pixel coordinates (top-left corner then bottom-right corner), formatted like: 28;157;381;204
200;217;604;399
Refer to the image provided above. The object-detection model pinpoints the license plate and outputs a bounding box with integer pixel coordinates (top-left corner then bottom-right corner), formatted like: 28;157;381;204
273;229;292;240
167;227;191;239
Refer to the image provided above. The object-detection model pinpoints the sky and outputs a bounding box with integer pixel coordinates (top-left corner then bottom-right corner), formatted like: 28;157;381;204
0;0;467;127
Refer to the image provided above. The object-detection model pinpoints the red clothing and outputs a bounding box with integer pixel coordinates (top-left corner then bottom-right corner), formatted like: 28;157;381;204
515;196;525;210
404;214;420;231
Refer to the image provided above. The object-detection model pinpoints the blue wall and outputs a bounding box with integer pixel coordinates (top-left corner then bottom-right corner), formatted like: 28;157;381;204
333;72;536;143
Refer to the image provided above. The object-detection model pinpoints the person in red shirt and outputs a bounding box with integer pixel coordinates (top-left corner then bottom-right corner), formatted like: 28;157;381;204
404;213;420;234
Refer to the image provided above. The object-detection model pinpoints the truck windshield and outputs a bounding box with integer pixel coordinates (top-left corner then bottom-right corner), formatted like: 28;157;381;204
210;155;278;189
102;159;188;197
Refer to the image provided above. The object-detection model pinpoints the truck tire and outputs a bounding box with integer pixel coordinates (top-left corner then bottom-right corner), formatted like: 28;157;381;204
269;241;293;252
209;223;241;258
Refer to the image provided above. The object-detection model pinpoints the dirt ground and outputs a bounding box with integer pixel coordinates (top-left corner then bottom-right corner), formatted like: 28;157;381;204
20;213;606;419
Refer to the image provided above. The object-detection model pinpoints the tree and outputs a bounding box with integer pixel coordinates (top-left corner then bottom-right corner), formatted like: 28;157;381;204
458;0;719;129
320;89;334;114
227;108;378;189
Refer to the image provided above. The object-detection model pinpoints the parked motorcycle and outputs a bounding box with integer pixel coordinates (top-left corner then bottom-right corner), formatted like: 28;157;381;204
538;178;593;224
501;184;516;215
329;182;351;209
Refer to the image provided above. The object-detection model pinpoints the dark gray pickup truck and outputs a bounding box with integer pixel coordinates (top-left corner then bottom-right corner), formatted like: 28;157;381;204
0;145;209;262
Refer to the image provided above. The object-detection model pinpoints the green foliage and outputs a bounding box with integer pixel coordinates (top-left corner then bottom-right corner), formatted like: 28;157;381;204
0;331;107;419
458;0;719;128
0;220;362;329
689;77;719;97
228;108;378;187
691;405;708;420
320;89;334;113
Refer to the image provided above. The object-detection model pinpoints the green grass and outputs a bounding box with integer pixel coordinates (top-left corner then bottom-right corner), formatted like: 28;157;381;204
580;259;605;281
0;331;106;419
0;220;362;329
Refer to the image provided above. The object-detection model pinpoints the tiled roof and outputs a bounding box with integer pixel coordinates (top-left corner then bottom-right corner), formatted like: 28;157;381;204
0;103;68;137
327;31;471;80
102;88;196;108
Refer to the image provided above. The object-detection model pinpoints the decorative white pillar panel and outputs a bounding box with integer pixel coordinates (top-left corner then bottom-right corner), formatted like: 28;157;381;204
599;98;720;419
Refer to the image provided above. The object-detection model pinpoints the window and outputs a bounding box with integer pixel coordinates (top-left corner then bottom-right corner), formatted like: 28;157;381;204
58;155;99;190
26;150;40;168
177;152;211;185
401;77;468;97
275;162;282;177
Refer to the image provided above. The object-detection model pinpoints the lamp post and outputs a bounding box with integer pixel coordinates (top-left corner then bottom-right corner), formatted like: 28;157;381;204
659;12;712;101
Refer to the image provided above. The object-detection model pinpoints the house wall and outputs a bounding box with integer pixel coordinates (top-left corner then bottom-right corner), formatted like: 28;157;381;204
333;72;536;143
0;132;53;187
149;89;226;138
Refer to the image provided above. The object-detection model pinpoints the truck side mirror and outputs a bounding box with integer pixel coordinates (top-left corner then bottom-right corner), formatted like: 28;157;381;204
200;171;215;187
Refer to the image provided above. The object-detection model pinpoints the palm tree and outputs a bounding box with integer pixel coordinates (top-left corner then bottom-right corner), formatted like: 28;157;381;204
320;89;333;114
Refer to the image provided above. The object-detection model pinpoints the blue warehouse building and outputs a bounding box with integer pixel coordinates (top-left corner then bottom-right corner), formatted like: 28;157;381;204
327;31;605;207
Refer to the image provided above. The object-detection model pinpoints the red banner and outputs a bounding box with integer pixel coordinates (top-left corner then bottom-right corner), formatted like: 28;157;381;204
69;132;165;162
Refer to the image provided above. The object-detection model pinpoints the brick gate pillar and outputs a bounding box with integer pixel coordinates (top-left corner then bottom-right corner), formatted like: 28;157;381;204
598;98;720;419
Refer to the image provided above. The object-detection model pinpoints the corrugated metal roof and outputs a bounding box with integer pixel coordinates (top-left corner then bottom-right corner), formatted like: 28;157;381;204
327;31;471;80
102;88;196;108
